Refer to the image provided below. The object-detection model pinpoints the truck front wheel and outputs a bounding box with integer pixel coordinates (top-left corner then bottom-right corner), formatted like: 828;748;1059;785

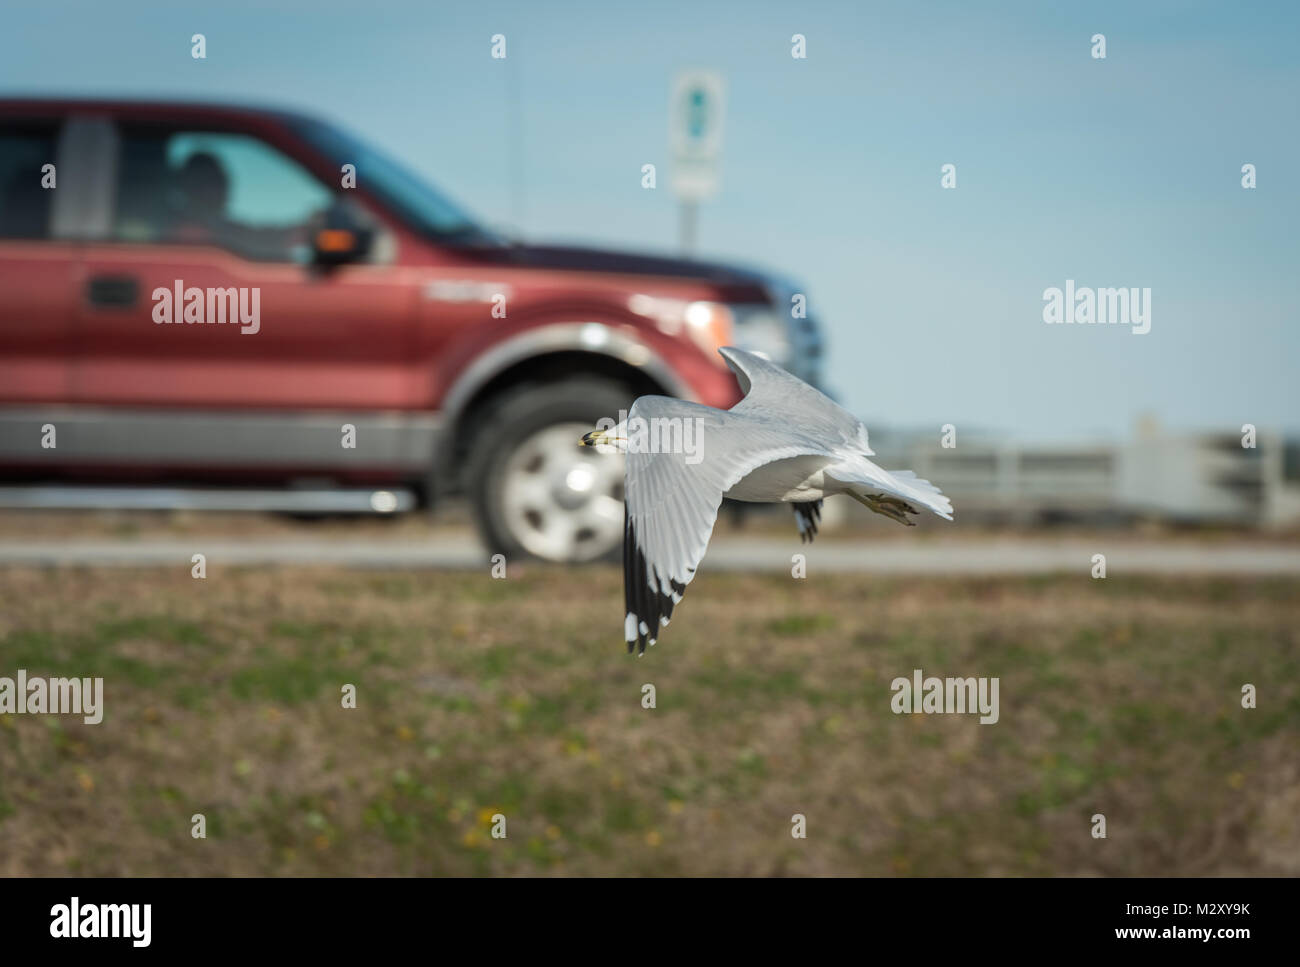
464;378;632;563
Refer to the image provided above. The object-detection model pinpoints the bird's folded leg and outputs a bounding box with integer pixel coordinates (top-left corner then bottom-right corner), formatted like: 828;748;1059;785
850;492;918;526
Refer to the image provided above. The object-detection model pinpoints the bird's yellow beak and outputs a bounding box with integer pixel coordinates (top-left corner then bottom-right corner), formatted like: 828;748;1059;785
580;429;605;447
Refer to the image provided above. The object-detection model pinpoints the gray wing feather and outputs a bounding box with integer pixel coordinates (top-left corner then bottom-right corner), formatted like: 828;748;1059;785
622;395;831;653
718;346;873;454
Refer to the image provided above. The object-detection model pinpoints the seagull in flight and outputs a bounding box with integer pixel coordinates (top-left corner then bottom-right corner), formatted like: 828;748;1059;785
580;346;953;654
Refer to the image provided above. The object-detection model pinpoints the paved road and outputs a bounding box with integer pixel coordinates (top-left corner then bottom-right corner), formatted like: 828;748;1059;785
1;537;1297;574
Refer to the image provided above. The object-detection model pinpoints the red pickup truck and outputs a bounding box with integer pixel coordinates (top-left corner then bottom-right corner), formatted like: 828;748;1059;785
0;98;823;562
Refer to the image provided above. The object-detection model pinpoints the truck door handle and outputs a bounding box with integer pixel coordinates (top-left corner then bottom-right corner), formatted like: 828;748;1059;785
86;275;139;307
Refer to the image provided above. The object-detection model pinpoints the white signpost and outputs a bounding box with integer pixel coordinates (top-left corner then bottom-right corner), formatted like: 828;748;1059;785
669;70;725;254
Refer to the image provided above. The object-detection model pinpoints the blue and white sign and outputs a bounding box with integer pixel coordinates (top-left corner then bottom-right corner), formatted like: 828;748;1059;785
670;70;725;201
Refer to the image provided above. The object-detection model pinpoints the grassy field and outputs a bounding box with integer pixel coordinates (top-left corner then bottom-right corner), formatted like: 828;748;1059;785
0;565;1296;876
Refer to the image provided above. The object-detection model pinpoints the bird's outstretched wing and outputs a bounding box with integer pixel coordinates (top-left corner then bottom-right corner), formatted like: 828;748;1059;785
719;346;872;454
623;395;831;654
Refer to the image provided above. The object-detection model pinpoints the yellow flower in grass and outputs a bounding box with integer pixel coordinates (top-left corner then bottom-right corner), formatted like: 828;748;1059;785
645;830;662;847
76;771;94;792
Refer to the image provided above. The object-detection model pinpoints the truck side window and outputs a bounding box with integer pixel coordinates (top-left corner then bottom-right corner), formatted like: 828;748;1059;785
0;122;59;240
113;127;333;262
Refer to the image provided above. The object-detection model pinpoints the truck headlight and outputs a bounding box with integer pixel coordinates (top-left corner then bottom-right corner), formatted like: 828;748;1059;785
683;301;734;357
628;294;734;359
728;304;790;365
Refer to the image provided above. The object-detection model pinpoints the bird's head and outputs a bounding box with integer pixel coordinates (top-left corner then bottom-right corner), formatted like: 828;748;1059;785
579;421;629;453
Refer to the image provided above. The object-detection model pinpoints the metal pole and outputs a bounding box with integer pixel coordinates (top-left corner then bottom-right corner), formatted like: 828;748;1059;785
506;47;526;234
679;200;697;256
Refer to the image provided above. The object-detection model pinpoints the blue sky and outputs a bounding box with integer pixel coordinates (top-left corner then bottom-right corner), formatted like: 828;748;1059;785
3;0;1296;441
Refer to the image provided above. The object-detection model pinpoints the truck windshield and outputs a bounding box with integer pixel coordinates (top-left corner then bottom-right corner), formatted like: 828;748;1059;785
289;116;499;245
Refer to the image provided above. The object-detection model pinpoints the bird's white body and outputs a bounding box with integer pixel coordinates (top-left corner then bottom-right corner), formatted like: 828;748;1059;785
725;452;945;508
724;455;829;502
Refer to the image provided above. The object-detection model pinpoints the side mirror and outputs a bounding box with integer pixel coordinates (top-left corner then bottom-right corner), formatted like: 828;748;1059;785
312;198;374;267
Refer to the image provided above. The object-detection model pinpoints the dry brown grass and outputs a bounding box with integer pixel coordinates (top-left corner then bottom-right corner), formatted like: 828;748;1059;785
0;565;1296;876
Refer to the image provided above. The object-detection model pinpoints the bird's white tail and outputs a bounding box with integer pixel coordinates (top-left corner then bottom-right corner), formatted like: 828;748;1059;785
887;469;954;520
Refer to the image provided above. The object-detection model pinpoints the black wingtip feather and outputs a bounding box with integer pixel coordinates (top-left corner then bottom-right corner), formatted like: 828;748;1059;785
623;512;682;655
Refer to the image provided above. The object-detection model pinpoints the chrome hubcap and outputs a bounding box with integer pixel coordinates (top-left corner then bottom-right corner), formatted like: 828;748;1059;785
500;421;625;562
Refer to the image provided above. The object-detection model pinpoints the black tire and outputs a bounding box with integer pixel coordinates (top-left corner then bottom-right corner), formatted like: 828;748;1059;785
464;377;634;563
